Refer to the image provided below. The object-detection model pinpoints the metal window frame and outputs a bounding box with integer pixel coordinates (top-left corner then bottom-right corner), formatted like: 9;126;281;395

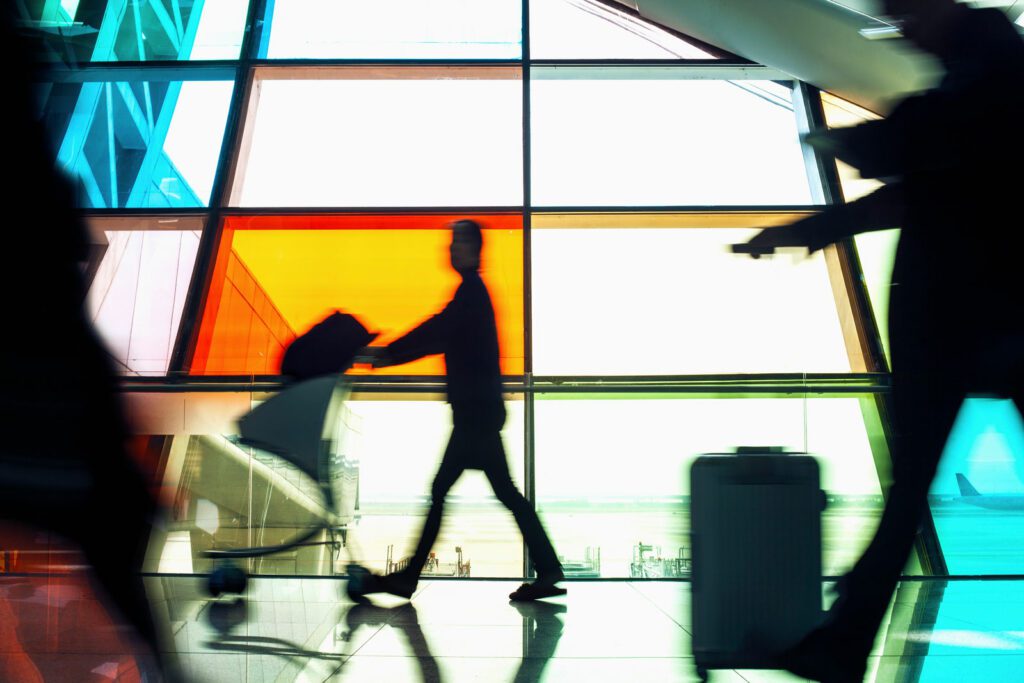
46;0;932;580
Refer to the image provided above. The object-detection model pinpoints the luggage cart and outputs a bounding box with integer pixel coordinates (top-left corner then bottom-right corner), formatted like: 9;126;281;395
203;373;358;596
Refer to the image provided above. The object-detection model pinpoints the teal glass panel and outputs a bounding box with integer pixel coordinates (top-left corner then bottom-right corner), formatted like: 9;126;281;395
22;0;248;62
260;0;522;59
42;78;233;208
889;581;1024;680
534;393;884;578
930;397;1024;574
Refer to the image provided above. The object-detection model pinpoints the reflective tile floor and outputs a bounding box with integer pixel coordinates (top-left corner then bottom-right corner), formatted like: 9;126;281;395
3;575;1024;681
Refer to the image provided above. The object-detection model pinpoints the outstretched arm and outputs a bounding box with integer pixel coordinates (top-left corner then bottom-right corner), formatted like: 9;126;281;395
733;182;904;258
364;301;453;368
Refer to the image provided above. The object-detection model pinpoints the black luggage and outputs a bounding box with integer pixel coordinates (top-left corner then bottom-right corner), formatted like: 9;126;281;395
690;448;826;679
280;311;375;380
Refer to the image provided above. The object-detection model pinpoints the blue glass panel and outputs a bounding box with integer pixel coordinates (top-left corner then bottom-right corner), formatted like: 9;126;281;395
41;78;233;208
930;397;1024;574
21;0;248;62
260;0;522;59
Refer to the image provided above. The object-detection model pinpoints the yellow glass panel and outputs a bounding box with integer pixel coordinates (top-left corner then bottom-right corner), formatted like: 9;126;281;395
191;214;524;376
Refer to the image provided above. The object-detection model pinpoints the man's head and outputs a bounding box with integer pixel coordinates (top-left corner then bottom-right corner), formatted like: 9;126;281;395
881;0;960;54
450;219;483;274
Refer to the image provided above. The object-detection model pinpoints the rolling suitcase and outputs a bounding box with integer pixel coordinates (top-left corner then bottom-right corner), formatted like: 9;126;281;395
281;310;376;380
690;448;826;680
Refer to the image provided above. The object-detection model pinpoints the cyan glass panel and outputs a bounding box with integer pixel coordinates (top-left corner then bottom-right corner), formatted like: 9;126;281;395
930;397;1024;574
534;394;884;578
22;0;248;61
260;0;522;59
897;581;1024;679
42;78;233;208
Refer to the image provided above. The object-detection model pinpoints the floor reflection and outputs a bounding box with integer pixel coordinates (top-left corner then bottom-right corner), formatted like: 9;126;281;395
512;600;565;683
5;573;1024;681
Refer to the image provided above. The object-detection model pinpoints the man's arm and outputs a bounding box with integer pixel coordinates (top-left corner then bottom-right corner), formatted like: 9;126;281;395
366;301;453;368
734;182;904;257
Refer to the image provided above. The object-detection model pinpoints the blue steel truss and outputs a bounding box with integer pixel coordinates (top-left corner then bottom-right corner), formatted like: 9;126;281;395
42;1;209;207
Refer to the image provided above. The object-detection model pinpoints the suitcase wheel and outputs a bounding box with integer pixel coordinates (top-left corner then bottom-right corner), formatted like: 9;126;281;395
207;563;249;597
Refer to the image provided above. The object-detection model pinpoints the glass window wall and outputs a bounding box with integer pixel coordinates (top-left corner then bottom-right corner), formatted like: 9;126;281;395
42;77;234;208
21;0;248;62
534;392;884;578
528;0;714;59
260;0;522;59
86;215;202;375
231;68;523;208
135;391;526;578
530;213;850;375
530;70;811;206
190;214;524;376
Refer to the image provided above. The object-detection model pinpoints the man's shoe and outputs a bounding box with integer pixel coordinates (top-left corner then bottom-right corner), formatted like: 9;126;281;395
380;571;417;600
509;582;568;601
346;563;380;603
776;625;870;683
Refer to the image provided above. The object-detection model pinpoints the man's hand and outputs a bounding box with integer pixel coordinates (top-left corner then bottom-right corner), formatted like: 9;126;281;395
356;346;394;368
731;226;811;259
803;128;856;158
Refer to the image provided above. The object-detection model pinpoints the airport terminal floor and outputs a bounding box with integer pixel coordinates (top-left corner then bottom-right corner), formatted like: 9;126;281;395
2;572;1023;682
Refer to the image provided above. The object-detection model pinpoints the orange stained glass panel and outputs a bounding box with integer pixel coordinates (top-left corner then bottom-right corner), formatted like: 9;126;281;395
191;214;524;376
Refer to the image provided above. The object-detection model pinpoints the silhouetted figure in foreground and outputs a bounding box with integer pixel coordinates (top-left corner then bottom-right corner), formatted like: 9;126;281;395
360;220;564;601
0;7;165;678
738;1;1024;680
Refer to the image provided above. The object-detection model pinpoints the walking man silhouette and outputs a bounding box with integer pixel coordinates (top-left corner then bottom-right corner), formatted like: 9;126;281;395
736;1;1024;679
357;220;565;602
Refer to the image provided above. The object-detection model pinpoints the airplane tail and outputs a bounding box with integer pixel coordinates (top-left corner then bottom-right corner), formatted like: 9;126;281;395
956;473;981;497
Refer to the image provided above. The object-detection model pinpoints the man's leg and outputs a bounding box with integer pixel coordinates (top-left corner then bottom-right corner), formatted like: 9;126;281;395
831;373;962;639
783;365;963;680
388;437;465;595
477;432;563;594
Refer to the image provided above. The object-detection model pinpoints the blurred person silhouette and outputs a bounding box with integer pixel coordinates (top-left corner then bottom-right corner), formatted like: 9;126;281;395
0;6;166;678
355;220;565;602
735;1;1024;680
